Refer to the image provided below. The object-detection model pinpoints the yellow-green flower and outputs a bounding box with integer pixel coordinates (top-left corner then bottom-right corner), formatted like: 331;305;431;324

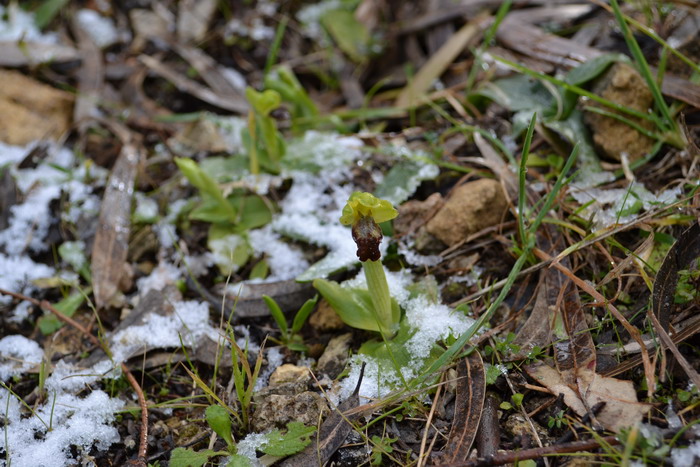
340;192;398;226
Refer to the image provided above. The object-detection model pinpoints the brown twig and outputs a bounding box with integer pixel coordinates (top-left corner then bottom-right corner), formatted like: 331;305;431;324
436;435;618;467
0;288;149;466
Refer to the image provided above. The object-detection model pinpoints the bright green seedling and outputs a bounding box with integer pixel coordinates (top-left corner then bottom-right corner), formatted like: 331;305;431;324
263;294;318;352
314;192;400;339
370;434;398;465
242;87;286;174
175;157;272;274
264;66;319;133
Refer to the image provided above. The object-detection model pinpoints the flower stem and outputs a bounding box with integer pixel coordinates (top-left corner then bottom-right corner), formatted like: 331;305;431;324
363;260;395;338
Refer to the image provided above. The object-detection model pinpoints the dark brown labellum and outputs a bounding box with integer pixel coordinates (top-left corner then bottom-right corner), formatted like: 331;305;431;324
351;215;383;262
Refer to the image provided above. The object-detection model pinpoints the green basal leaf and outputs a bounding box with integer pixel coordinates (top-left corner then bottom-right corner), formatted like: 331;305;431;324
170;447;226;467
175;157;237;222
200;156;250;183
320;9;370;62
190;197;238;224
206;405;234;448
260;422;316;457
207;229;251;275
312;279;400;334
249;259;269;280
263;295;288;335
234;195;273;232
38;290;88;335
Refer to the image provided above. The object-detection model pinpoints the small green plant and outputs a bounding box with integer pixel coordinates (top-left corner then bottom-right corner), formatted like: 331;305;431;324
547;409;566;429
314;192;400;339
242;87;286;174
675;259;700;304
174;157;273;273
500;392;524;411
264;66;319;133
170;405;316;466
227;333;264;431
370;434;398;465
263;294;318;352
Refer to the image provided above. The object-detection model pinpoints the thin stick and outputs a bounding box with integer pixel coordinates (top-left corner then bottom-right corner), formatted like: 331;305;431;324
417;374;443;467
436;435;618;467
0;288;149;465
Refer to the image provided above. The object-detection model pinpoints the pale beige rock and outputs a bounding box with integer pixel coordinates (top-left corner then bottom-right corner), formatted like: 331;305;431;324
0;70;73;145
309;299;346;332
584;63;655;161
269;363;312;387
426;179;508;247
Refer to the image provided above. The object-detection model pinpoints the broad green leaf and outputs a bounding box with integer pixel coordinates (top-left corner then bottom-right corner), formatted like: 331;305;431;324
38;290;87;335
320;9;370;62
170;447;224;467
175;157;237;222
260;422;316;457
200;156;249;183
190;197;237;224
234;196;273;232
208;230;251;275
565;53;626;86
249;259;269;280
263;295;288;335
313;279;400;333
206;405;234;448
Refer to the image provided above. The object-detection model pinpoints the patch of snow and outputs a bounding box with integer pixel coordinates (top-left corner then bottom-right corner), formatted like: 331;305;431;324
75;9;119;48
254;346;284;390
236;432;269;467
671;441;700;467
398;240;442;267
297;0;343;40
136;261;182;295
0;253;55;306
110;300;220;364
0;4;58;43
570;181;682;231
248;226;309;282
134;192;159;223
0;335;43;381
0;387;123;467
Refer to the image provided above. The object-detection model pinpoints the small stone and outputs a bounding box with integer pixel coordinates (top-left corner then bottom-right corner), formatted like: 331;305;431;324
309;299;346;332
426;179;508;247
269;363;312;387
251;391;328;432
317;333;352;379
583;62;655;161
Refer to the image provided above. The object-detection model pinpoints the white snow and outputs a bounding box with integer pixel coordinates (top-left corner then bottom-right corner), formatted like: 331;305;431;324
0;4;58;43
248;226;309;282
75;9;119;48
671;441;700;467
570;181;682;231
0;252;55;306
0;387;124;467
236;432;269;467
0;335;43;381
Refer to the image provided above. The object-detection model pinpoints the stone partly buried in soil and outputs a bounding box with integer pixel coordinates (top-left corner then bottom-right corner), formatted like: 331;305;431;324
252;363;328;431
425;178;508;247
583;62;655;162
